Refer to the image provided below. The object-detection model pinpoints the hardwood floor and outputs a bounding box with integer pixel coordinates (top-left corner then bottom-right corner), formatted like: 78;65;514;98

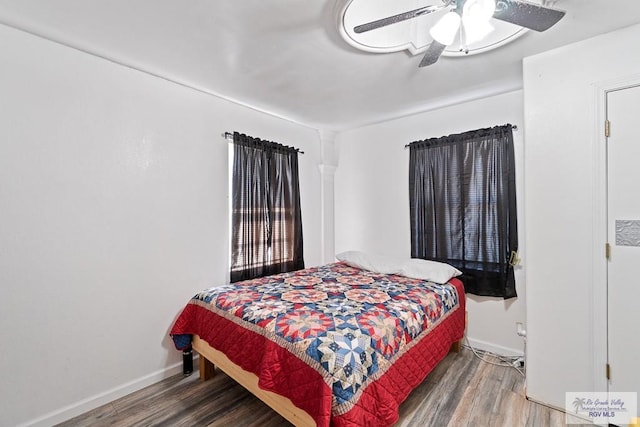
56;348;576;427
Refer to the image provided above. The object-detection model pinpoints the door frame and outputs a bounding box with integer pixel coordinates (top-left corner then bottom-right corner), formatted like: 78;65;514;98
592;74;640;396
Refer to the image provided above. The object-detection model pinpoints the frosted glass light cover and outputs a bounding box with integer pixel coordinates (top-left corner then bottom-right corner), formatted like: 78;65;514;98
463;16;494;44
429;12;461;45
463;0;496;22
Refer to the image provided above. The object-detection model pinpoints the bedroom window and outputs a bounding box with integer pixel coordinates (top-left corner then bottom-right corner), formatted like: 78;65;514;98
229;132;304;282
408;124;518;298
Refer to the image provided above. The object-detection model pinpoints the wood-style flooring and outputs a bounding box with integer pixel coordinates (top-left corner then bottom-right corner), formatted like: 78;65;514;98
56;348;577;427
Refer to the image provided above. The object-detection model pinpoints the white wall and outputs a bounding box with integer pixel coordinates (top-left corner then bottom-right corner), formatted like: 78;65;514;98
523;23;640;410
334;90;526;356
0;24;322;427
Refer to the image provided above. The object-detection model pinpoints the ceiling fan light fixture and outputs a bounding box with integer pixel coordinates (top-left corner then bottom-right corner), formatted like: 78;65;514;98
429;11;461;45
343;0;567;66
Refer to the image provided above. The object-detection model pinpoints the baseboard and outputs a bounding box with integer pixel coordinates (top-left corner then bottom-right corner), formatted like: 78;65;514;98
17;357;197;427
525;393;567;413
466;337;524;357
525;394;606;426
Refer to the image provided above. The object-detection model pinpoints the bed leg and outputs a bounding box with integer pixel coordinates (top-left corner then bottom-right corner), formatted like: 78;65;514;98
450;340;462;353
199;355;216;381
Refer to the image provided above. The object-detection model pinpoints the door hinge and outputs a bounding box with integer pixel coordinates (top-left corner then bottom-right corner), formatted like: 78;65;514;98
605;119;611;137
606;243;611;260
606;363;611;380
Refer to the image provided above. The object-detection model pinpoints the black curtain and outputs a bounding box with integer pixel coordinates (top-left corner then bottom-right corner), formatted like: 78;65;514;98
409;125;518;298
230;132;304;282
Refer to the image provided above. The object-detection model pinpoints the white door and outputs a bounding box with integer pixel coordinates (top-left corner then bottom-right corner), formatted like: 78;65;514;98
607;84;640;412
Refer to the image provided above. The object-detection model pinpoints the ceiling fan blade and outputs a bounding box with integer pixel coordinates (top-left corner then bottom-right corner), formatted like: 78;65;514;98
354;5;444;33
493;0;566;32
419;41;447;67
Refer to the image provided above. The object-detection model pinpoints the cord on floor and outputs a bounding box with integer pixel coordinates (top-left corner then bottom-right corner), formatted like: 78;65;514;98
462;337;525;377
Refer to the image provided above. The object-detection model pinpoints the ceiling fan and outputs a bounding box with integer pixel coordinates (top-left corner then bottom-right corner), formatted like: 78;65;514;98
353;0;566;67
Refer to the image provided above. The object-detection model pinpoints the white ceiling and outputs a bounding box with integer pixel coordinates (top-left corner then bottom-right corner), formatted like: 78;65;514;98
1;0;639;131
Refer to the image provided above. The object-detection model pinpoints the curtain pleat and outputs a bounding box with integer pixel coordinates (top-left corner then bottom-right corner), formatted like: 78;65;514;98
409;125;518;298
230;132;304;282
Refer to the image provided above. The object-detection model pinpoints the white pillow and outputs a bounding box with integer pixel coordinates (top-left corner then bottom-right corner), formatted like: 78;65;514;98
335;250;376;271
335;251;461;284
336;251;403;275
400;258;462;284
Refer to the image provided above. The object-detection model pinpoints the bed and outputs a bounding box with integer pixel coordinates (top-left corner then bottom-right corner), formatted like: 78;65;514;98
170;258;466;426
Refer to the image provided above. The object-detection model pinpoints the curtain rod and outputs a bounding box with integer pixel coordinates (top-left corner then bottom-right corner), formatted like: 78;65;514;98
222;132;304;154
403;124;518;149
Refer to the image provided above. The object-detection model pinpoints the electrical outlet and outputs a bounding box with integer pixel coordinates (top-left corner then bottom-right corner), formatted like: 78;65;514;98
516;322;526;337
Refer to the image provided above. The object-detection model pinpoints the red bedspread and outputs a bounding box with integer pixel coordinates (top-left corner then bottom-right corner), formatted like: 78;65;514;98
171;262;465;426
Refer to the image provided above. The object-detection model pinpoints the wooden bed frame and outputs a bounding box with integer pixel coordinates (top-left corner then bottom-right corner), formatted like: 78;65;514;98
192;334;463;427
193;335;316;426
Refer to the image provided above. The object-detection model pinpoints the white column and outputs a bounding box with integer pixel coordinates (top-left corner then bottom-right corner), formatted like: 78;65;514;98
317;129;338;264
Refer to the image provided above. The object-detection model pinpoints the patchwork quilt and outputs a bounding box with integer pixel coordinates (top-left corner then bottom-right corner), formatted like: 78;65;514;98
171;262;465;426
